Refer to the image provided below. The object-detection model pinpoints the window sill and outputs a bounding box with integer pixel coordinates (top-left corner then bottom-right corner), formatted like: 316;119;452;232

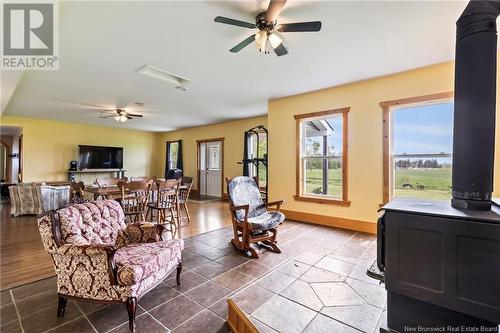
293;195;351;207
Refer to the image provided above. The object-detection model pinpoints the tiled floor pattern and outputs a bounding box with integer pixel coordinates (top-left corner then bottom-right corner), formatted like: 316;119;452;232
0;221;386;333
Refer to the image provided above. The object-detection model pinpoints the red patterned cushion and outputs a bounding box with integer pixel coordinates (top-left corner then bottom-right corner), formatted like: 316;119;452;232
114;239;183;286
57;200;126;245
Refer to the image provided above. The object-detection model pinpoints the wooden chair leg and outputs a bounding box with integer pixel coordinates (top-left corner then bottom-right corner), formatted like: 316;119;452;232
57;295;67;317
271;228;278;242
170;208;178;236
184;203;191;224
231;238;239;250
125;297;137;333
176;261;182;285
243;229;259;259
231;222;240;247
177;204;184;224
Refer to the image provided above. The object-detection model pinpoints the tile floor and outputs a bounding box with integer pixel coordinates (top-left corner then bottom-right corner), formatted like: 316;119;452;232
0;221;386;333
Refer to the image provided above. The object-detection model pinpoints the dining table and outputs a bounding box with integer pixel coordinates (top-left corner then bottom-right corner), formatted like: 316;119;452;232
84;184;187;200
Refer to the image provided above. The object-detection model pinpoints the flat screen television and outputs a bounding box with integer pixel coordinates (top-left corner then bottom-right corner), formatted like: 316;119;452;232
78;145;123;170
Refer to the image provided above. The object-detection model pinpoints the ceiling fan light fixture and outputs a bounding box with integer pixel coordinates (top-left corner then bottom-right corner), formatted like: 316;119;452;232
268;33;282;48
214;0;321;57
114;115;121;122
255;31;267;52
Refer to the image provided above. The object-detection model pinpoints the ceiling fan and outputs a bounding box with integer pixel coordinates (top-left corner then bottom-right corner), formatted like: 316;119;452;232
214;0;321;56
99;108;143;122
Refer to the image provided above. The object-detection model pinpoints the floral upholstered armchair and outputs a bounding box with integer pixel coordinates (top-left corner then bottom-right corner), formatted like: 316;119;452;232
37;200;183;333
227;176;285;258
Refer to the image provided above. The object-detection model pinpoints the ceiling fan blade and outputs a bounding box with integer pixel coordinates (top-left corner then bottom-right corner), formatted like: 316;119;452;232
99;114;116;119
273;42;288;57
265;0;287;22
57;100;114;111
127;113;143;117
278;21;322;32
214;16;256;29
230;34;256;53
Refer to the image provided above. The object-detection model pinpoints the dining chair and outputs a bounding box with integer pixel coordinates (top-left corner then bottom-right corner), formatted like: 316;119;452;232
178;177;193;225
147;179;180;235
118;179;153;223
69;181;87;204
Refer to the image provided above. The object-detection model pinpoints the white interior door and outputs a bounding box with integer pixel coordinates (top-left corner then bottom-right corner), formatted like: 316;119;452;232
199;141;222;197
206;141;222;197
199;143;207;195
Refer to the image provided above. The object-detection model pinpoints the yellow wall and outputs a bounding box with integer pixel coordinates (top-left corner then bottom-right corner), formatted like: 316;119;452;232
3;58;500;232
0;116;156;182
268;61;500;227
153;116;267;193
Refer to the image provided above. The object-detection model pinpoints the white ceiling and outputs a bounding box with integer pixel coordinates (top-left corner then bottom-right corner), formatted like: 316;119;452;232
3;0;468;132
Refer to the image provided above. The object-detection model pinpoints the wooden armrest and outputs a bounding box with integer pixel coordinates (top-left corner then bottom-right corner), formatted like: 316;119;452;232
230;204;249;212
229;204;249;222
265;200;284;210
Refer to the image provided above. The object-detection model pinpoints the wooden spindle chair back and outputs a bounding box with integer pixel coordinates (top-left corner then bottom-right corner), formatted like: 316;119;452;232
179;177;193;203
118;179;153;223
155;179;179;209
148;179;181;235
178;177;193;224
70;181;86;204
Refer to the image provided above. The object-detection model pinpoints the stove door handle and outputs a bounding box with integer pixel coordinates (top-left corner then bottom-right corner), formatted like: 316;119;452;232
377;212;385;272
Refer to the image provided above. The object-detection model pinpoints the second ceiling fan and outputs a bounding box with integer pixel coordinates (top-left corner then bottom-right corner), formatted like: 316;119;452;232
214;0;321;57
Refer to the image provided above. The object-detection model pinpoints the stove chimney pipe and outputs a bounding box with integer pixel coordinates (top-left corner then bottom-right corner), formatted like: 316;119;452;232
451;0;500;211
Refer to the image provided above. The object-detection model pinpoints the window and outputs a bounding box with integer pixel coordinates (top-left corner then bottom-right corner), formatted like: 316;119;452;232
166;140;183;179
167;141;179;170
294;108;349;206
382;93;454;202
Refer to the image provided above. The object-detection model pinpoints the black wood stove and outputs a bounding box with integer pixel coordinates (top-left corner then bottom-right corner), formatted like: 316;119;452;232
377;1;500;331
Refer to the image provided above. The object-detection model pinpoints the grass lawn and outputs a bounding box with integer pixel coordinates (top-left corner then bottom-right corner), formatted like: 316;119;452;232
304;167;451;201
305;168;342;198
395;168;451;200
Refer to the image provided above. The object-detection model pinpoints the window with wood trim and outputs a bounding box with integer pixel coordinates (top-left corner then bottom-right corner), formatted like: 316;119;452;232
381;92;454;203
294;108;349;206
166;141;179;171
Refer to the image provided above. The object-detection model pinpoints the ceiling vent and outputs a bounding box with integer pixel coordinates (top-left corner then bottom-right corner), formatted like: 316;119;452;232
135;65;192;90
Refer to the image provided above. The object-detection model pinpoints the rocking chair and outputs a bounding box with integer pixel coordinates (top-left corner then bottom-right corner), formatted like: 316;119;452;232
226;176;285;259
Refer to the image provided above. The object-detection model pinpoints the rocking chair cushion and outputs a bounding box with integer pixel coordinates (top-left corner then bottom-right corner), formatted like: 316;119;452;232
247;211;285;231
228;176;267;221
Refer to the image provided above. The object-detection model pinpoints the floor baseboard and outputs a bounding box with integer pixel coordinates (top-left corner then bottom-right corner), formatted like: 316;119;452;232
281;209;377;234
